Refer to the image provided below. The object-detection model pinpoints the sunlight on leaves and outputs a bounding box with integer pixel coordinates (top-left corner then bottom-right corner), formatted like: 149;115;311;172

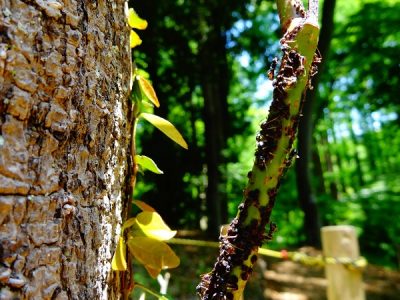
144;265;161;279
137;76;160;107
135;68;150;79
134;211;177;241
133;200;156;212
122;217;137;231
130;30;142;48
135;155;163;174
127;8;148;30
140;113;188;149
127;237;180;278
111;237;127;271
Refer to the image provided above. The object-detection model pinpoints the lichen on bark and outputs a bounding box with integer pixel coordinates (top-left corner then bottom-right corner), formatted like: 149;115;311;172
0;0;131;299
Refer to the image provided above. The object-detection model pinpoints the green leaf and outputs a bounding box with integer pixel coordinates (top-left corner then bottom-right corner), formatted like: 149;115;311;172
133;211;177;241
140;113;188;149
137;75;160;107
143;264;161;279
130;78;143;104
135;155;163;174
122;217;137;231
127;237;180;278
130;30;142;48
127;8;148;30
135;284;170;300
133;200;156;212
135;68;150;79
111;237;127;271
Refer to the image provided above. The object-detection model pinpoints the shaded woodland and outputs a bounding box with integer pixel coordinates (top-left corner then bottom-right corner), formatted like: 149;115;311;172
133;0;400;270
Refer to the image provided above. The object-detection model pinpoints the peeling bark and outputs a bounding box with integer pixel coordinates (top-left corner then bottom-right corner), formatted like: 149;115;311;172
0;0;131;299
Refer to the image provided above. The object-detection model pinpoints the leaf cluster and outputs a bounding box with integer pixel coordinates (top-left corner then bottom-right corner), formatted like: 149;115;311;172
112;6;189;298
112;201;179;279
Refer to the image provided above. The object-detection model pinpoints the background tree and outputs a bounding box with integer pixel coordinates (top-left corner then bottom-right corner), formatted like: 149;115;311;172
0;1;130;298
131;0;400;269
315;0;400;266
295;0;336;247
133;0;255;236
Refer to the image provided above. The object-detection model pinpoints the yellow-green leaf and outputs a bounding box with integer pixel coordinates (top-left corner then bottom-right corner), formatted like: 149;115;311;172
111;237;127;271
127;237;180;278
140;113;188;149
135;68;150;79
127;8;148;30
122;217;137;231
143;265;161;279
137;75;160;107
133;200;156;212
130;30;142;48
134;211;177;241
135;155;163;174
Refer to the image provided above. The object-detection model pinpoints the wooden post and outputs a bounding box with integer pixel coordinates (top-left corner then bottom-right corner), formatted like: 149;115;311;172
321;225;365;300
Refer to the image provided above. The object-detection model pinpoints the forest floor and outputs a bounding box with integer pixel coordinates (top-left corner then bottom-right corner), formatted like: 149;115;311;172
251;247;400;300
133;245;400;299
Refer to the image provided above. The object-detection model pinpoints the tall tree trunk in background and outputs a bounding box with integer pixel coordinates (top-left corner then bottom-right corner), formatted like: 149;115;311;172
347;116;365;188
0;1;130;299
329;124;346;196
132;0;233;231
321;128;342;197
295;0;336;246
318;131;344;199
360;114;378;175
312;137;326;194
200;28;229;237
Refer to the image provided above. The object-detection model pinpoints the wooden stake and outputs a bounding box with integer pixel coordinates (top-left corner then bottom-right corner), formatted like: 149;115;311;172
321;225;365;300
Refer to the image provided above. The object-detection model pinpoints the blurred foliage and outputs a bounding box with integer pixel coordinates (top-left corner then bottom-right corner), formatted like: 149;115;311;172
130;0;400;271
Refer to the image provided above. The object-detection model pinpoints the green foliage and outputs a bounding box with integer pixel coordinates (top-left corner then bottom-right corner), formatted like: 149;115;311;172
302;1;400;268
127;7;148;48
140;113;188;149
131;0;261;230
127;237;179;279
130;211;177;241
112;5;190;298
137;75;160;107
131;0;400;274
135;155;164;174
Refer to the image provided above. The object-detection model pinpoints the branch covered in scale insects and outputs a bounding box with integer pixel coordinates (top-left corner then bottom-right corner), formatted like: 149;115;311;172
196;1;320;299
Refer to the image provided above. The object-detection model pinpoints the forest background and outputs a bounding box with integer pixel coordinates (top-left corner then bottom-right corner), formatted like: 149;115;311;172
131;0;399;296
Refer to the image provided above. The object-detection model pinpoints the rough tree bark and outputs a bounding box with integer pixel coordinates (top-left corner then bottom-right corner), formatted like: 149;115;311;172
0;1;130;299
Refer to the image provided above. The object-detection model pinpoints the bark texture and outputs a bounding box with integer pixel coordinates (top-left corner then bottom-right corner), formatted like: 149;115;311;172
0;0;130;299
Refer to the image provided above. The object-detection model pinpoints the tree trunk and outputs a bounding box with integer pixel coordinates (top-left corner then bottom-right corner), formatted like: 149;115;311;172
321;127;342;197
295;0;336;247
312;136;326;195
200;28;229;238
347;117;365;188
0;1;130;299
328;123;346;197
